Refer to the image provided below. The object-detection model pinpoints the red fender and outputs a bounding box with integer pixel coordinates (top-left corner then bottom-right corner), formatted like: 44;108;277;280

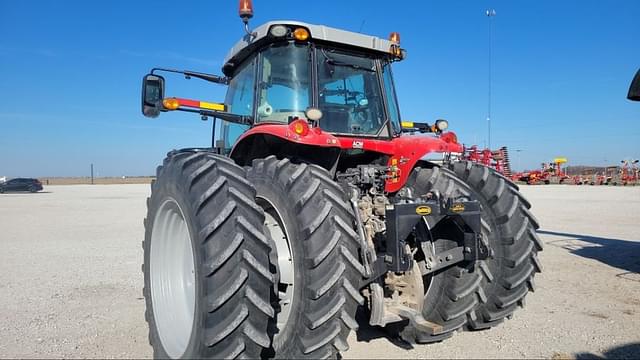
234;121;342;149
233;121;463;193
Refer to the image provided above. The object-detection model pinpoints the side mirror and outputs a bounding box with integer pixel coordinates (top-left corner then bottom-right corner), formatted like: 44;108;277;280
141;74;165;117
628;69;640;101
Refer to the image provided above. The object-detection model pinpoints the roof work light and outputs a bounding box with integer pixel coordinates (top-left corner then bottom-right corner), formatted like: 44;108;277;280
435;119;449;132
269;25;288;37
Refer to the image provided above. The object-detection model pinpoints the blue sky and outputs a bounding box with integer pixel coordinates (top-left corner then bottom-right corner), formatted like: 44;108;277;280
0;0;638;177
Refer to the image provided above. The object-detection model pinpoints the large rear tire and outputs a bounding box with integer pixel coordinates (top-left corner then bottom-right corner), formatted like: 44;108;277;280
448;161;542;329
143;150;274;359
400;166;483;343
247;156;363;359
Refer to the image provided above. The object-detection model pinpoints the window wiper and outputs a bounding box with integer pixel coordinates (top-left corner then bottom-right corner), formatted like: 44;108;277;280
326;58;375;72
322;50;375;72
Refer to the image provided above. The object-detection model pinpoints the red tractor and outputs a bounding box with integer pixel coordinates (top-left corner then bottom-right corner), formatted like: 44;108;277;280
139;4;541;358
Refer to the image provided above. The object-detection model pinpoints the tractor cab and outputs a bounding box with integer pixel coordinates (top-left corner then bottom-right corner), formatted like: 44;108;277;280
220;21;406;149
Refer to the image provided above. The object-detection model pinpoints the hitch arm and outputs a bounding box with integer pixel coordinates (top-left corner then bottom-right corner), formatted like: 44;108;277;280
385;197;488;274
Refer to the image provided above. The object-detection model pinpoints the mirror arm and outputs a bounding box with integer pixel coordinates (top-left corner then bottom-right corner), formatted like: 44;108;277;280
174;107;252;126
151;67;229;85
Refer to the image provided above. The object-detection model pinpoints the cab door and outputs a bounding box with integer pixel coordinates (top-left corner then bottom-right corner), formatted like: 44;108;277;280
221;56;256;152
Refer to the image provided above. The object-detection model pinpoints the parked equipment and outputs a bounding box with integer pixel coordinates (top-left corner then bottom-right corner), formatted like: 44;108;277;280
139;3;542;358
618;159;639;185
542;158;571;184
462;145;512;176
513;157;570;185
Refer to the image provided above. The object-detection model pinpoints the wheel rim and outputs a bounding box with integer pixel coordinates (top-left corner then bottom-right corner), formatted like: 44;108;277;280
259;197;295;334
150;198;196;359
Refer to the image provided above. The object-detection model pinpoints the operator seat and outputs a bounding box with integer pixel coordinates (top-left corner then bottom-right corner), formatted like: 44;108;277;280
319;105;351;134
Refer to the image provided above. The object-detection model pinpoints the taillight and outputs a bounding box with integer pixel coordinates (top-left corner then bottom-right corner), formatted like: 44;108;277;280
440;132;458;144
289;119;310;136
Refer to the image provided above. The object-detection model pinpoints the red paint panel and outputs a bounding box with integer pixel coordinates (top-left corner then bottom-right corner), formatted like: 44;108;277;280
234;123;463;193
234;122;341;149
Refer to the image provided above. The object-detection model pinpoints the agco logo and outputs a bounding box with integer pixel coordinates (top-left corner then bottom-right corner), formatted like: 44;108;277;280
416;205;432;215
352;140;364;149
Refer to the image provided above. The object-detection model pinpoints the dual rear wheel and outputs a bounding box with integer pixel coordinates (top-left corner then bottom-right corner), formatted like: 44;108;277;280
143;151;273;359
143;152;541;357
143;152;361;359
248;156;362;358
400;163;541;342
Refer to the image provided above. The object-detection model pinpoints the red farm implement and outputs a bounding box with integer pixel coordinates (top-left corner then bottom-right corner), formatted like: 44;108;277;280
462;145;512;177
514;158;570;185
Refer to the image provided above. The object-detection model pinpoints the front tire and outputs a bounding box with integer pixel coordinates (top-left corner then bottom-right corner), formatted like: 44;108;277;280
247;156;363;359
143;150;274;359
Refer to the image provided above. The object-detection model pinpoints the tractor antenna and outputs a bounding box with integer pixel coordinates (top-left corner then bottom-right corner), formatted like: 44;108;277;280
239;0;256;39
358;19;366;33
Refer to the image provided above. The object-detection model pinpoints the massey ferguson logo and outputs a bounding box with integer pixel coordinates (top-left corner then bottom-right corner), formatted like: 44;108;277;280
352;140;364;149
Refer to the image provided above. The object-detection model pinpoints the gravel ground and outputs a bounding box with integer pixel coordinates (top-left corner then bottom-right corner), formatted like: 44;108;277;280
1;184;639;359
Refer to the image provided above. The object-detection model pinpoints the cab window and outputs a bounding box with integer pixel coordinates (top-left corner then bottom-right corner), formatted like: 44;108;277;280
256;43;311;123
316;48;386;135
222;57;255;149
382;63;402;134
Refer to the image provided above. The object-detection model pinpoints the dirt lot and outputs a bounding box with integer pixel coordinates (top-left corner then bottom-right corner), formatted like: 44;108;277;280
1;184;639;359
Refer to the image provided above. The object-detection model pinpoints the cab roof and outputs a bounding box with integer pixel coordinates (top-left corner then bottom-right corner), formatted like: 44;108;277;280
223;20;395;65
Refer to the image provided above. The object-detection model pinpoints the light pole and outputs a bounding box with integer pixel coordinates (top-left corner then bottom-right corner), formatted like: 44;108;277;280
486;9;496;150
515;149;523;172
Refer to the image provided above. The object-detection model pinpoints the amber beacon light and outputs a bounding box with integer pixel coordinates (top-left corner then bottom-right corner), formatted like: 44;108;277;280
389;32;401;44
389;32;402;57
239;0;254;20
